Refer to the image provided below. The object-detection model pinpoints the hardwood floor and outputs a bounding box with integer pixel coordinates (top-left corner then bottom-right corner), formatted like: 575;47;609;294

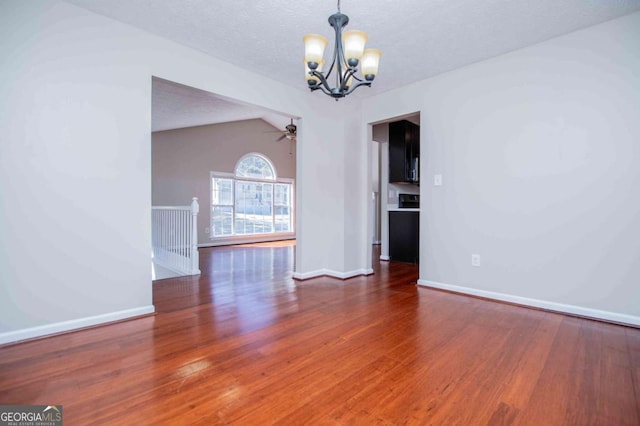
1;242;639;424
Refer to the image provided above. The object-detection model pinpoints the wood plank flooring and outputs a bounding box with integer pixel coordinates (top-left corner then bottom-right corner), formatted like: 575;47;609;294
1;241;639;425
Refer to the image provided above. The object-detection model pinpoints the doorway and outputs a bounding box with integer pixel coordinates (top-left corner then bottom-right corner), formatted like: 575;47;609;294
150;77;299;278
367;112;421;266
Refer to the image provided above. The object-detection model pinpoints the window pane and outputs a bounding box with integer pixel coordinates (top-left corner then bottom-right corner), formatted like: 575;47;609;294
212;206;233;237
212;178;233;205
236;155;275;179
234;181;273;235
274;184;289;205
275;206;291;232
274;184;292;232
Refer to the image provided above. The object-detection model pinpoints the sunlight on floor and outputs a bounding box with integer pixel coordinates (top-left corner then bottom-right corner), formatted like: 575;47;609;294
232;240;296;248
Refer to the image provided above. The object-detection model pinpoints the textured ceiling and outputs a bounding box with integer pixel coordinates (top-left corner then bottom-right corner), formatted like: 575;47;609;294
66;0;640;96
152;78;292;132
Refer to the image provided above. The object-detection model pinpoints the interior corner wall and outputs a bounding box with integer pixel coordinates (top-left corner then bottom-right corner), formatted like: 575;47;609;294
152;119;296;245
0;0;351;343
362;11;640;323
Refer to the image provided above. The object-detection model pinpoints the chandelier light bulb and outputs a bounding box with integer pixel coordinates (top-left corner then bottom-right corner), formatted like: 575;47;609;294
303;34;328;66
342;30;368;66
361;48;381;80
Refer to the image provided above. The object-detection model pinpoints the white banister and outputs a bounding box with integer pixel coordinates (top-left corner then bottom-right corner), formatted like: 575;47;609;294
190;197;199;275
152;197;200;276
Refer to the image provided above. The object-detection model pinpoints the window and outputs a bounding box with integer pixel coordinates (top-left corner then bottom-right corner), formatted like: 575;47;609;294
211;154;293;238
235;155;275;179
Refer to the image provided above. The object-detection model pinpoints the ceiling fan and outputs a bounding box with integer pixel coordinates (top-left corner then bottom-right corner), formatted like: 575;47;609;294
270;119;297;142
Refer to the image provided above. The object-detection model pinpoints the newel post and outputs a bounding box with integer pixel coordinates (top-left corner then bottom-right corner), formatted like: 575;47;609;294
191;197;201;274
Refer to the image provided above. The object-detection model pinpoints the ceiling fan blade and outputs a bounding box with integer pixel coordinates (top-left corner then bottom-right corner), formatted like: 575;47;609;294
276;134;287;142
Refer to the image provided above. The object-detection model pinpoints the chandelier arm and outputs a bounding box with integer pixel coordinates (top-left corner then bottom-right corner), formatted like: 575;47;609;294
308;82;334;97
341;66;365;87
343;80;372;96
316;86;335;96
349;72;364;83
339;67;357;92
323;50;337;81
310;70;335;93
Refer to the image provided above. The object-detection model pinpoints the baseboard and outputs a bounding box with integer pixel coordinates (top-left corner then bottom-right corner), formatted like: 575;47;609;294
0;305;156;346
292;269;326;280
293;268;374;281
417;279;640;327
152;259;199;276
380;255;390;261
333;268;374;279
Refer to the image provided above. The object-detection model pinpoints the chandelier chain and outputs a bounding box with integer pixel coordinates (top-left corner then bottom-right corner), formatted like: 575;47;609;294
337;0;341;13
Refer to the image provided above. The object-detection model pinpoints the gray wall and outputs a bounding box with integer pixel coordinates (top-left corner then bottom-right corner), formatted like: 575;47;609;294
363;11;640;324
152;118;296;245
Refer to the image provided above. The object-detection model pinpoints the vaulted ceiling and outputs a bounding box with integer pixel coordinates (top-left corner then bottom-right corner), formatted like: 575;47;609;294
65;0;640;130
151;77;292;132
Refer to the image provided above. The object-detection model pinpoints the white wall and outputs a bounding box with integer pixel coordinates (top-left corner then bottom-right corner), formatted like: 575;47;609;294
0;0;352;343
362;11;640;324
152;119;296;244
0;0;156;341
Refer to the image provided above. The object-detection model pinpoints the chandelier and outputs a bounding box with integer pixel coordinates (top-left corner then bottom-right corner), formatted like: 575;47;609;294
303;0;381;100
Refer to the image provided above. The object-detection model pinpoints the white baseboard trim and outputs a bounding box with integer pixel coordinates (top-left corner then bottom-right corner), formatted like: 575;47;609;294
380;255;390;261
152;259;199;276
292;269;325;280
418;279;640;327
293;268;374;281
0;305;156;346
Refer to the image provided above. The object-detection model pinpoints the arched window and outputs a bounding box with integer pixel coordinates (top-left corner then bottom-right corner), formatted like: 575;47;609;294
235;154;275;180
211;153;294;238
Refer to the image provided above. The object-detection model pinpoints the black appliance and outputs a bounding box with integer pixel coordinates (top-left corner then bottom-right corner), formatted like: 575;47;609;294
398;193;420;209
389;211;419;263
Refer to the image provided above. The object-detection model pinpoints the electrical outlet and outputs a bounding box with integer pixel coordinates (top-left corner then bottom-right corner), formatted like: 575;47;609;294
471;254;481;267
434;174;442;186
205;227;210;234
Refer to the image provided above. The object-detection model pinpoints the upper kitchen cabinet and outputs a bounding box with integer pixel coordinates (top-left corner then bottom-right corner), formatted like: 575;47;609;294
389;120;420;184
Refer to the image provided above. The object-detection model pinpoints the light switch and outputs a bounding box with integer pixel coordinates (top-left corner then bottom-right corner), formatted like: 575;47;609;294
434;174;442;186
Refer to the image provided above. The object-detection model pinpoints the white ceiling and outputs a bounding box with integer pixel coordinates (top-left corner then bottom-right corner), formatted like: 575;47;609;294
152;77;292;132
65;0;640;130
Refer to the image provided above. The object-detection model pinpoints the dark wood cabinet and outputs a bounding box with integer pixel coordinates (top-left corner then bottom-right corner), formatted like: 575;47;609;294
389;211;419;264
389;120;420;183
